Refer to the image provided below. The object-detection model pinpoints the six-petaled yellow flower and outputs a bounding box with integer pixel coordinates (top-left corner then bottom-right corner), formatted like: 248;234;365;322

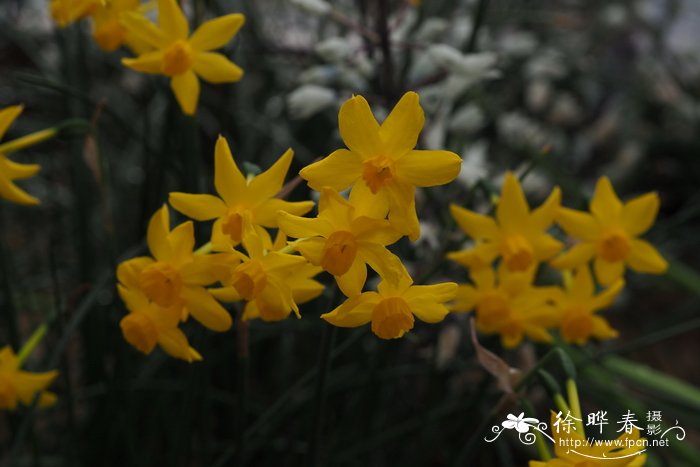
278;187;403;297
0;346;58;410
322;265;457;339
117;205;235;332
553;266;622;345
449;173;562;272
0;106;42;205
91;0;152;52
170;136;314;251
121;0;245;114
209;224;317;321
551;176;667;285
117;285;203;362
299;91;462;240
450;265;560;348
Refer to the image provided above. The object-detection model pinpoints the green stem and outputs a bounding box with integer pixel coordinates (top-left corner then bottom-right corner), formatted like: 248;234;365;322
566;379;586;435
665;260;700;297
235;310;249;467
16;324;48;367
308;286;339;467
520;399;551;461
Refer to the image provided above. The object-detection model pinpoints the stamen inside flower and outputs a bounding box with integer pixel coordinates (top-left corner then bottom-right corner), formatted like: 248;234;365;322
598;229;631;262
222;209;245;243
120;313;159;354
320;231;358;276
500;235;534;271
371;297;414;339
362;156;394;194
560;306;593;343
162;40;193;76
476;293;510;331
140;262;183;307
231;260;267;300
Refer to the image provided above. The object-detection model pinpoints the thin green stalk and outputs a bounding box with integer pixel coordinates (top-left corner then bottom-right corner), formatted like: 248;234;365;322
308;285;339;467
235;309;250;467
565;379;586;435
16;324;48;367
665;260;700;297
520;399;551;461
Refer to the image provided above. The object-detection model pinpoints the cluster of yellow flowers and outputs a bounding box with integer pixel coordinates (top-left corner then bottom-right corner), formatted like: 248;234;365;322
449;174;667;348
116;91;463;359
50;0;245;115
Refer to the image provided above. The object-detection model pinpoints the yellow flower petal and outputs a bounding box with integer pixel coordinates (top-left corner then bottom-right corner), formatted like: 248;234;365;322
119;11;168;49
318;187;353;230
170;70;200;116
181;286;233;331
190;13;245;51
158;326;199;362
0;177;40;205
627;239;668;274
167;221;195;265
209;286;241;302
593;257;625;286
321;292;379;327
214;136;247;204
591;316;619;340
117;256;154;289
386;181;419;240
530;234;563;261
550;242;596;269
248;148;293;200
147;205;172;261
451;284;478;312
590;176;622;223
591;278;624;310
394;149;461;187
193;52;243;83
349;180;390;219
14;370;59;405
0;105;23;140
357;242;402;284
530;187;561;231
556;207;599;241
450;204;499;239
299;148;362;191
335;259;367;297
169;192;227;220
121;50;165;74
496;173;530;232
352;217;402;245
0;157;40;180
621;192;659;236
157;0;189;39
570;265;595;299
338;95;382;158
403;282;457;323
255;199;315;227
379;91;424;156
296;237;325;264
277;211;332;238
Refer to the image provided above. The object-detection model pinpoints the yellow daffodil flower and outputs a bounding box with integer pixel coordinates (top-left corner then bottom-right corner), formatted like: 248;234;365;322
117;285;203;362
299;91;462;240
554;267;622;345
530;412;646;467
0;346;58;410
170;136;314;251
117;205;235;332
209;225;315;321
0;106;42;205
451;265;560;348
91;0;152;52
278;187;403;297
551;176;667;286
50;0;102;27
121;0;245;115
449;172;562;272
322;265;457;339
